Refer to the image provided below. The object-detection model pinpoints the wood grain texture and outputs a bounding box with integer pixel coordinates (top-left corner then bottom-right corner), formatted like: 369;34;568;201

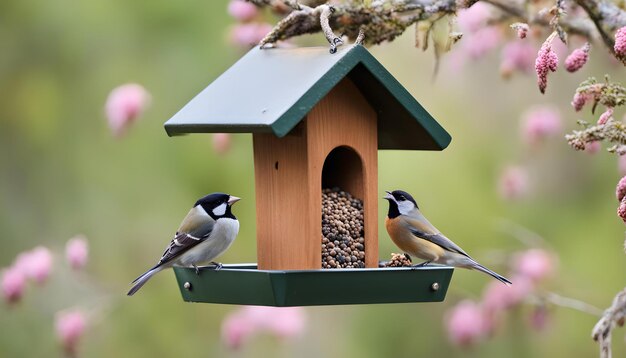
253;78;378;270
308;78;378;269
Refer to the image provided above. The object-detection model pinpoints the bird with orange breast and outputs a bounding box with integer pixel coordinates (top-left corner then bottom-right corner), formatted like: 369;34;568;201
384;190;511;284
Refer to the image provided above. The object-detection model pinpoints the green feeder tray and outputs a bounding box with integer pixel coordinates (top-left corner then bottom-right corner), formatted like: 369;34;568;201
173;264;454;306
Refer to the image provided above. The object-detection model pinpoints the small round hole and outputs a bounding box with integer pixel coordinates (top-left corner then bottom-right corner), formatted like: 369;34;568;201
274;161;279;170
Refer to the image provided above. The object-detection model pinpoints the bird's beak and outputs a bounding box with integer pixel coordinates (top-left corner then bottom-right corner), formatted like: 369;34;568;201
383;191;394;201
227;196;241;206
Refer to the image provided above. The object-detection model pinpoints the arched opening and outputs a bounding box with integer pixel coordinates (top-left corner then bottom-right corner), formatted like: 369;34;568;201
322;146;364;198
321;146;366;269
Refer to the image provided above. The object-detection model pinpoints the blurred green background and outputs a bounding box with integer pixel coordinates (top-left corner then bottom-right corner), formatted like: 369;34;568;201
1;0;625;357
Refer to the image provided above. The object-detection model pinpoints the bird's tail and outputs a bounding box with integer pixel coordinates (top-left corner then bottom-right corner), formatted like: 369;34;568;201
470;262;512;285
127;266;163;296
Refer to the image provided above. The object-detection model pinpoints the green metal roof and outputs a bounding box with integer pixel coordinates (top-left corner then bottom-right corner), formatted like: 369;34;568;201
164;45;451;150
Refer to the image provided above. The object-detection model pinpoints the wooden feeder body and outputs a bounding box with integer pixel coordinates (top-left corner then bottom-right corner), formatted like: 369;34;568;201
253;78;378;270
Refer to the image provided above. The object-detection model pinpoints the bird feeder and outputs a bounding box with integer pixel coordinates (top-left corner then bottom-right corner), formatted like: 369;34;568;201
165;45;454;306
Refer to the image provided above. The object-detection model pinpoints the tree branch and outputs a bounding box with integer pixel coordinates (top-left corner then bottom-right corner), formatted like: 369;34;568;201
574;0;626;60
253;0;623;63
592;288;626;358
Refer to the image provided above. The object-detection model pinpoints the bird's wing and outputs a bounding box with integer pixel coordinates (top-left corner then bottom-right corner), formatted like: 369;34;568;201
156;232;208;266
403;216;470;257
154;207;216;267
413;231;470;258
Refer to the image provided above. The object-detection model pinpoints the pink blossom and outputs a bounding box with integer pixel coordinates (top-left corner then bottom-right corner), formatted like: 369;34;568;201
2;267;26;304
619;197;626;223
105;83;151;138
617;177;626;202
212;133;232;154
230;23;272;47
514;249;555;282
597;107;614;125
222;312;256;349
445;300;489;347
498;166;529;200
521;106;562;145
510;23;529;39
615;26;626;56
483;275;533;314
565;43;590;72
221;306;307;349
12;251;33;275
463;27;502;59
585;140;601;154
16;246;53;285
457;3;492;33
66;236;88;270
55;310;87;356
263;307;307;338
500;41;535;78
227;0;258;22
535;35;558;94
571;92;590;112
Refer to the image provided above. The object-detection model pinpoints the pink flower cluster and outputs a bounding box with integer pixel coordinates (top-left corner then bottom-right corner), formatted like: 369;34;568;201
14;246;53;285
564;43;590;72
2;238;89;304
521;106;562;146
105;83;151;138
535;36;558;94
2;246;52;305
571;92;590;112
228;0;258;22
445;300;490;347
500;41;535;78
510;23;529;39
616;176;626;201
453;3;502;61
227;0;272;47
616;176;626;223
498;166;529;201
212;133;232;154
597;107;614;125
615;26;626;57
445;249;556;348
55;310;87;356
465;28;503;59
221;306;307;349
1;267;25;304
66;235;89;270
585;140;601;155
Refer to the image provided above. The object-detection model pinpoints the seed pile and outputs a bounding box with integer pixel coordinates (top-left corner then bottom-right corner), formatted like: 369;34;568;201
382;253;413;267
321;188;365;269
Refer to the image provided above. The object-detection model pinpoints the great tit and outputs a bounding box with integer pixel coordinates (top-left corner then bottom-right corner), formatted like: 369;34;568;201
384;190;511;285
127;193;241;296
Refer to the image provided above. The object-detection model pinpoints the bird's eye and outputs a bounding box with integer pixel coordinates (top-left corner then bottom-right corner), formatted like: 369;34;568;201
399;195;406;201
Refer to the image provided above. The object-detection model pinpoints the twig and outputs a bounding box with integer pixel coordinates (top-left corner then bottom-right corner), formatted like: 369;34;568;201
592;288;626;358
543;292;604;316
495;218;549;248
320;5;343;53
354;28;365;45
574;0;626;61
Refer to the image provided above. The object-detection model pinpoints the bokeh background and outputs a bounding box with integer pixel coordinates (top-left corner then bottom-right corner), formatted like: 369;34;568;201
1;0;625;357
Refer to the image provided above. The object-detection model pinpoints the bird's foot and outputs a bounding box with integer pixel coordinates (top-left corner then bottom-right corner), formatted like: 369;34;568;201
193;264;200;275
411;261;431;269
404;253;412;262
210;262;223;271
